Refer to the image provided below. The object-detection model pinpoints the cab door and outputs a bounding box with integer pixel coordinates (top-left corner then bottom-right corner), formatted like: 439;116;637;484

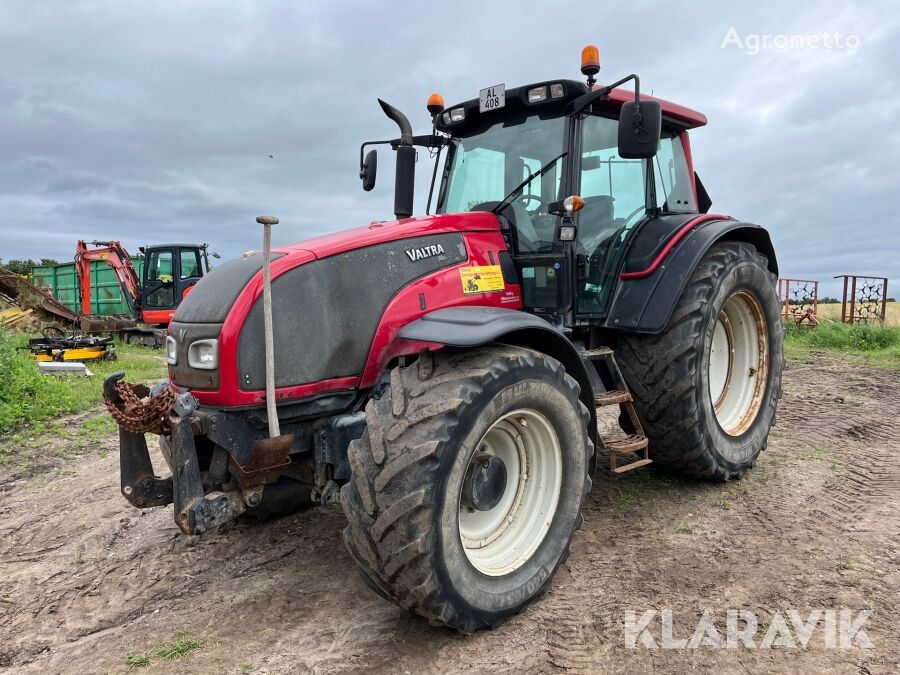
141;246;204;324
571;113;649;319
572;115;699;319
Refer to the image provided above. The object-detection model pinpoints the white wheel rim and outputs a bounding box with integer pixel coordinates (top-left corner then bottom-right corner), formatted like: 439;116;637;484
708;291;769;436
458;408;562;577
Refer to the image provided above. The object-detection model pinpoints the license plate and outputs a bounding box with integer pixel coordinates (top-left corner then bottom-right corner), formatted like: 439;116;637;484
479;84;505;113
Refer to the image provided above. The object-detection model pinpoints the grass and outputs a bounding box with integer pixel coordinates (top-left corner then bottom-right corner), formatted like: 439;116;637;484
126;630;208;669
675;522;695;534
0;328;166;434
784;321;900;351
783;321;900;370
829;459;848;475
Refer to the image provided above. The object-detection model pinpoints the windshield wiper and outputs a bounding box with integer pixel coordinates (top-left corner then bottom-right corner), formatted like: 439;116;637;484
492;152;567;215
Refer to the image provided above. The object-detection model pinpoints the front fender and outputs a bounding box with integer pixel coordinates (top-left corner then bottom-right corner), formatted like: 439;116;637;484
399;307;598;446
604;217;777;334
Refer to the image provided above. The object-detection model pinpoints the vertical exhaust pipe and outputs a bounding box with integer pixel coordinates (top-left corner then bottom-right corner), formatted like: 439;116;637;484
378;99;416;220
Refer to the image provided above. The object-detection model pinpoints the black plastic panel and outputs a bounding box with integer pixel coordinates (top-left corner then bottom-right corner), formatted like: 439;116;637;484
619;213;701;274
173;252;282;324
168;321;223;390
238;234;467;390
604;220;777;333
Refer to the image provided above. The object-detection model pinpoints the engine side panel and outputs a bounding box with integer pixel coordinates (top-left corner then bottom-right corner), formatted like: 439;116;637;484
237;233;467;390
359;230;523;387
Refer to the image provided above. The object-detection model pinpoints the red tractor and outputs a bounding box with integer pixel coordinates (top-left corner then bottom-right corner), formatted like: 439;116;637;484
106;46;783;633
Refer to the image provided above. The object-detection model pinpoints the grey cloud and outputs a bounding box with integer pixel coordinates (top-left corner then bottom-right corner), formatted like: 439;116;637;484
1;0;899;299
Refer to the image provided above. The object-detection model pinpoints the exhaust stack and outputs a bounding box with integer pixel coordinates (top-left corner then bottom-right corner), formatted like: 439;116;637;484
378;99;416;220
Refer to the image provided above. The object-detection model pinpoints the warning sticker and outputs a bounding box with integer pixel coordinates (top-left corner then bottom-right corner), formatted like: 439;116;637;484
460;265;505;295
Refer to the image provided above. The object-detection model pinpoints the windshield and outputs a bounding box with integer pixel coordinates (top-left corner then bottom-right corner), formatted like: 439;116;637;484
438;115;566;218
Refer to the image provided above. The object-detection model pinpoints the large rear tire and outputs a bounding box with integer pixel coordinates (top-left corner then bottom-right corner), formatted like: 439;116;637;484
616;241;784;480
341;345;593;633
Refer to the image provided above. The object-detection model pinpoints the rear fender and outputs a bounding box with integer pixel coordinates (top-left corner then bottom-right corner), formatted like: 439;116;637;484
398;307;597;446
605;217;777;334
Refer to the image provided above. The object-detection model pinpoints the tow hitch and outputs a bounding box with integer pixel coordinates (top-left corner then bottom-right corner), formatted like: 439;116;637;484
104;371;276;534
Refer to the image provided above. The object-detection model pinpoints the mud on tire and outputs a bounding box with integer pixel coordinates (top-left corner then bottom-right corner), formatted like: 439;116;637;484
616;241;784;480
340;345;593;633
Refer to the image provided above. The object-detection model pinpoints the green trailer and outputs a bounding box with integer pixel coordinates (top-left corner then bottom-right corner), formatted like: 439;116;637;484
31;258;145;317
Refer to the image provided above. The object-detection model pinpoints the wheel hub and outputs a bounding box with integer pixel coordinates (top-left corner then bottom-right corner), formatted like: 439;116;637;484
457;408;563;577
707;290;769;436
461;453;508;512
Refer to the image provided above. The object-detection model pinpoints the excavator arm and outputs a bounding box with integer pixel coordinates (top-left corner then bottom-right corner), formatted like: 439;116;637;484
74;240;142;318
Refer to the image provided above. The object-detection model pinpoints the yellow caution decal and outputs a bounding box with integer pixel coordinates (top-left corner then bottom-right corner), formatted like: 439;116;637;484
460;265;505;295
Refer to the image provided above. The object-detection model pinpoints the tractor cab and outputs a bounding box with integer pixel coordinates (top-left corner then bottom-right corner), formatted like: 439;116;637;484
138;243;212;324
360;46;709;328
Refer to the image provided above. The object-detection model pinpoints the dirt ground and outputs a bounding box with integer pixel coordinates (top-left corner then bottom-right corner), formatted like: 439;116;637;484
1;352;898;674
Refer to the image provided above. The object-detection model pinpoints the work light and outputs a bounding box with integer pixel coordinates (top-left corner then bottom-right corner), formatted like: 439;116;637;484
527;86;548;103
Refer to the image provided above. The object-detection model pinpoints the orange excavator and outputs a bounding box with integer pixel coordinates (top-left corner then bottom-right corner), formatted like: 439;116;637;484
75;240;213;346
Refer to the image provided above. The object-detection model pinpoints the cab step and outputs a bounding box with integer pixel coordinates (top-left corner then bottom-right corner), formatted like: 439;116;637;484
582;346;652;475
594;389;631;406
602;433;648;454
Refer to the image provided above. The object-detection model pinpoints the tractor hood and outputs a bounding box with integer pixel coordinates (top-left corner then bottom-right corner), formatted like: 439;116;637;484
167;211;503;402
274;210;500;259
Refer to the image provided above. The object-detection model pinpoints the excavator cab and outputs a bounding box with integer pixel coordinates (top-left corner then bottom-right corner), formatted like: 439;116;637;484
139;244;210;324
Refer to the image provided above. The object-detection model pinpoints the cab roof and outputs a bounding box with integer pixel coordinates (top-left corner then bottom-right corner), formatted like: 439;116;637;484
435;78;707;136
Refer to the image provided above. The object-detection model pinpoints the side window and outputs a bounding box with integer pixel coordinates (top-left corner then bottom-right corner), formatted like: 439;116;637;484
180;249;201;279
654;134;697;212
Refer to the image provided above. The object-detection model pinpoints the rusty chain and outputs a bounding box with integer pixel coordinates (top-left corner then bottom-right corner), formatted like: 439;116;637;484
103;380;175;435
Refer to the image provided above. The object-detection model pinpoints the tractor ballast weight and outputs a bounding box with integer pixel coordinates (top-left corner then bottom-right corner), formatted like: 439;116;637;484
107;45;784;633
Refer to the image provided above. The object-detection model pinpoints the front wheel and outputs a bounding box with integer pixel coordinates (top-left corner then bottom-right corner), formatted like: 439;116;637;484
616;241;784;480
341;345;593;633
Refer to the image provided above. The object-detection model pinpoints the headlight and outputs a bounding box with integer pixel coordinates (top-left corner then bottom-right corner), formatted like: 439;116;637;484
188;339;218;370
449;107;466;122
165;335;177;365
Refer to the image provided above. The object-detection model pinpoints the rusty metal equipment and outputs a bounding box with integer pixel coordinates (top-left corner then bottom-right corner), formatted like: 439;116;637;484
834;275;889;324
777;278;819;327
0;267;78;326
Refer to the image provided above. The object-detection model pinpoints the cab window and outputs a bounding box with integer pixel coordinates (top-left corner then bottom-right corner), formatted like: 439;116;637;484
180;249;202;279
654;134;697;212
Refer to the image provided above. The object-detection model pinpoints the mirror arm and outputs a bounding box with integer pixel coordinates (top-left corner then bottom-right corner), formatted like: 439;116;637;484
359;139;392;175
360;135;448;174
571;73;642;115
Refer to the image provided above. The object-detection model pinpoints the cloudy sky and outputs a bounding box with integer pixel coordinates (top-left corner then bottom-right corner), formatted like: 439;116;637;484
2;0;898;296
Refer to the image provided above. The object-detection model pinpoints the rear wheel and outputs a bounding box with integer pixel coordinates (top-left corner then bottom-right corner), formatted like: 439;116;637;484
341;345;593;633
616;241;783;480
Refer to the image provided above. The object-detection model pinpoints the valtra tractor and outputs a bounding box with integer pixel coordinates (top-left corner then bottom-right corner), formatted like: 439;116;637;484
105;45;783;633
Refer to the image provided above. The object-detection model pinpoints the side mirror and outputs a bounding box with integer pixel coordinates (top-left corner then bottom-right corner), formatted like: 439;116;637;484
617;100;661;159
360;149;377;192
